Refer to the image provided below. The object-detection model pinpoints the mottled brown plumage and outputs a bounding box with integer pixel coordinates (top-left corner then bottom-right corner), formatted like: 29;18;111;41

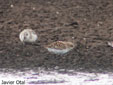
46;41;74;50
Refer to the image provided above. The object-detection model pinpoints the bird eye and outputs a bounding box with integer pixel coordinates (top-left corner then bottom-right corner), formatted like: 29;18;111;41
25;33;28;36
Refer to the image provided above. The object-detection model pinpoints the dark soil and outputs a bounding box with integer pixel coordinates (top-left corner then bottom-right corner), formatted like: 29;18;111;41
1;0;113;73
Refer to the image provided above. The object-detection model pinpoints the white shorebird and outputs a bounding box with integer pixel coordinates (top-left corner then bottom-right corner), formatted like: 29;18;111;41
45;41;75;54
19;29;38;44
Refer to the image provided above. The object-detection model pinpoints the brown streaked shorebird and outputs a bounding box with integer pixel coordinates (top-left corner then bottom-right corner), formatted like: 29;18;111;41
45;41;75;54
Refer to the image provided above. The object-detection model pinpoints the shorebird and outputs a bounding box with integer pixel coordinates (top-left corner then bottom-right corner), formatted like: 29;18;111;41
45;41;75;54
19;29;38;44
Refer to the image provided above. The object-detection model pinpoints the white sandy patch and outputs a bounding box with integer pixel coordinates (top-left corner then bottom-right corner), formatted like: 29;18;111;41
0;69;113;85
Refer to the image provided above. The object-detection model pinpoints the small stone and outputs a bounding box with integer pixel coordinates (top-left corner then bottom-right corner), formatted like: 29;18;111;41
54;66;59;69
10;4;14;8
108;41;113;47
72;37;75;39
56;11;60;14
32;7;36;10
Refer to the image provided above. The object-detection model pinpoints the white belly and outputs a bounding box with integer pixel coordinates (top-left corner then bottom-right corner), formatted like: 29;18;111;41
46;48;73;54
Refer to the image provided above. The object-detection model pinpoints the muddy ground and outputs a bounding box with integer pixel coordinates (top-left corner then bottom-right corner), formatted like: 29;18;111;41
1;0;113;73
